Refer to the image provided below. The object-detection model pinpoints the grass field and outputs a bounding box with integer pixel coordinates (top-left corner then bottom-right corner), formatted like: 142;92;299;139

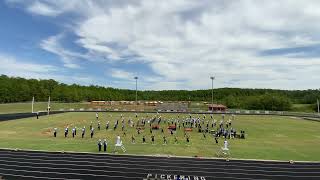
0;102;84;114
291;104;315;113
1;102;317;114
0;112;319;161
0;102;156;114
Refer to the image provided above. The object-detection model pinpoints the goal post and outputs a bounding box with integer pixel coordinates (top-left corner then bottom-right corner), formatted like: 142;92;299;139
31;96;34;113
47;96;51;115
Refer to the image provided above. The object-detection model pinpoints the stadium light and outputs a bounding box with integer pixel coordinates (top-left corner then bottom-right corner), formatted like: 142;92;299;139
134;76;138;106
210;76;215;113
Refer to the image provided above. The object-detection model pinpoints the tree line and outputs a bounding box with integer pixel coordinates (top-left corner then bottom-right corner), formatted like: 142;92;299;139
1;74;320;111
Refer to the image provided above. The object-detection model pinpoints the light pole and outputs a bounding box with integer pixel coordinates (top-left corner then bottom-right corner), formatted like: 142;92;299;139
210;76;215;113
134;76;138;107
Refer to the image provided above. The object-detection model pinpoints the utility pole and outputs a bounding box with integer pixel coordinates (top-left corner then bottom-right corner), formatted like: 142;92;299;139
210;76;215;113
134;76;138;110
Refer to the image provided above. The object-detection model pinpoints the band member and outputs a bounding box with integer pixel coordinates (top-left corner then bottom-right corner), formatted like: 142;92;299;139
174;136;178;144
151;135;155;144
106;121;109;130
103;139;107;152
74;126;77;135
64;126;68;138
163;136;167;144
96;112;99;120
36;112;39;119
131;135;135;144
142;135;146;143
223;140;229;150
98;121;101;130
219;120;223;128
53;128;57;137
116;134;121;145
97;139;102;152
82;126;85;138
90;128;94;138
72;128;75;138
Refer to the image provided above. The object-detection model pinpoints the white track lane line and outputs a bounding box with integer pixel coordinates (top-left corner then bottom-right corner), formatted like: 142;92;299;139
0;166;140;179
0;151;317;168
0;158;319;175
9;150;320;164
1;163;319;179
0;173;74;180
1;148;319;164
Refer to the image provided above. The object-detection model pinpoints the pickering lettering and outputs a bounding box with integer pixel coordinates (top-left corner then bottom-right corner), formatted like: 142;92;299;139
145;174;206;180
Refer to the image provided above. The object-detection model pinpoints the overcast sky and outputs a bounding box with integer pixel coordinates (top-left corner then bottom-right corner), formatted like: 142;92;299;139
1;0;320;90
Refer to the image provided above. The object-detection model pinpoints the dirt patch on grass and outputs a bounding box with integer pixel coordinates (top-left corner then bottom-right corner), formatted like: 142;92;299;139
61;123;74;128
41;129;52;135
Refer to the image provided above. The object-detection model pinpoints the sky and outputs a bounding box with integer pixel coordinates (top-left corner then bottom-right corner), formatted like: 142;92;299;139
1;0;320;90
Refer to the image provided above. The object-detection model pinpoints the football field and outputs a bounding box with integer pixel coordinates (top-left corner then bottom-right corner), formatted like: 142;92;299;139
0;112;319;161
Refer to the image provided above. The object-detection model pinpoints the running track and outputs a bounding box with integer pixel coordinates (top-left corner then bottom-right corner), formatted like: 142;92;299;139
0;149;319;180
